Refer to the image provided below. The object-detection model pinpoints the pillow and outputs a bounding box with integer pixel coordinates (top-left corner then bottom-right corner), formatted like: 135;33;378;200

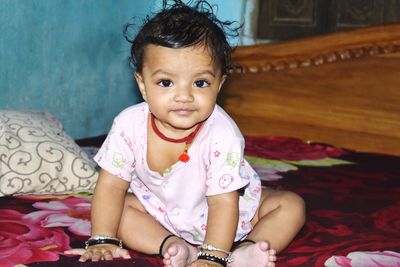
0;110;98;196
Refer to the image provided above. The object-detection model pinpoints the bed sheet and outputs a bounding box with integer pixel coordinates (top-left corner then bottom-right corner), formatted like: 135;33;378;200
1;136;399;267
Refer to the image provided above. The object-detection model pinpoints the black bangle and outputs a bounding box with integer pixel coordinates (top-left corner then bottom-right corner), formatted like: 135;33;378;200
239;239;256;245
197;252;227;267
85;236;122;249
159;234;176;257
232;238;256;250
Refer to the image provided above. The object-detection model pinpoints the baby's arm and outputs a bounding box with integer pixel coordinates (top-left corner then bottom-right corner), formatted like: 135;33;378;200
65;169;131;261
204;190;239;257
91;169;129;235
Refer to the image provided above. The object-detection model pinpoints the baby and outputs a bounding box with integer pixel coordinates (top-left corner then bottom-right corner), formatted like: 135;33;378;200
66;1;305;266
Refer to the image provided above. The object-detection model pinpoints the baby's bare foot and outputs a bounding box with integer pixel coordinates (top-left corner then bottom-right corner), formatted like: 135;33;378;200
229;241;276;267
162;239;198;267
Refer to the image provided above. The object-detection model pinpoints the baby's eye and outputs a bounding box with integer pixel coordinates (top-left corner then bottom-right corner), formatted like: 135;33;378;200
158;79;173;87
194;80;209;88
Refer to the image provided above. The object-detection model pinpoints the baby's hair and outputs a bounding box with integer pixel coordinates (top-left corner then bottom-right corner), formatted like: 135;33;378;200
123;0;241;75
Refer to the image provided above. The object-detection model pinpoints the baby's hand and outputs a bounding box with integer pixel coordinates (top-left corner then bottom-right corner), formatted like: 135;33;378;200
188;259;224;267
64;244;131;262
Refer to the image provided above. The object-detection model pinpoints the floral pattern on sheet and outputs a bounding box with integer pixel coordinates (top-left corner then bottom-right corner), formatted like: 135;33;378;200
325;250;400;267
23;196;92;236
0;193;163;267
0;206;70;267
0;136;399;267
245;136;352;181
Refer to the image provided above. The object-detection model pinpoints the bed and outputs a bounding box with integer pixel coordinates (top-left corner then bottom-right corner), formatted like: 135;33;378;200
221;23;400;156
1;23;400;267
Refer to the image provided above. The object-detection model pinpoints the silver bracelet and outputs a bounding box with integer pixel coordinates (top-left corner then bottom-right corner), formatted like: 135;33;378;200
199;243;231;256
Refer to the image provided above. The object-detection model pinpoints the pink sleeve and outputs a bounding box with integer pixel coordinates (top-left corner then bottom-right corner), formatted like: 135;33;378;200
94;118;135;182
206;136;250;196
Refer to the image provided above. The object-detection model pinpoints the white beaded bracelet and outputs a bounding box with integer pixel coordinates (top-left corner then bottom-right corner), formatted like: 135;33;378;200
199;243;231;255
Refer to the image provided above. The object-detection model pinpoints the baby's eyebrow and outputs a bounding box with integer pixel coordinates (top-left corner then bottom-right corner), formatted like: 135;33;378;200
151;69;172;77
151;69;217;78
195;70;216;78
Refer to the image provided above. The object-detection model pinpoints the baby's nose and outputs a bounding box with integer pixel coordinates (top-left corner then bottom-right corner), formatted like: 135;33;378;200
174;86;194;102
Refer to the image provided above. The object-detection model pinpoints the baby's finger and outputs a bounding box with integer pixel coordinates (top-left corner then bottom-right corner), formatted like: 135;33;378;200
78;250;93;262
113;247;131;259
188;260;219;267
91;250;103;262
64;248;86;255
103;250;114;261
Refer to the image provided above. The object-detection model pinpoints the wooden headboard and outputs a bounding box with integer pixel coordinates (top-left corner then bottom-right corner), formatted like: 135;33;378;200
219;23;400;156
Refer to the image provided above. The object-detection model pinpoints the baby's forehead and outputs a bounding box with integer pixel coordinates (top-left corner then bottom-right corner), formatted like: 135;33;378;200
143;43;211;54
142;44;221;68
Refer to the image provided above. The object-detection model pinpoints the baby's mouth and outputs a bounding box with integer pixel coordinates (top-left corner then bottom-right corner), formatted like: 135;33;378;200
172;109;194;116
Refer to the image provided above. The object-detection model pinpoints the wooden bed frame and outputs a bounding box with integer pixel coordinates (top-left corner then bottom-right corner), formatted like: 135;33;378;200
220;23;400;156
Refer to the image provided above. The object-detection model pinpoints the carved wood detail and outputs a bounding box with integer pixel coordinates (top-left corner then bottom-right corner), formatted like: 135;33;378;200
230;41;400;74
230;24;400;74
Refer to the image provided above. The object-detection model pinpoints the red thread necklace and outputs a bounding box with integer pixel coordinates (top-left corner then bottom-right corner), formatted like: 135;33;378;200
150;114;203;163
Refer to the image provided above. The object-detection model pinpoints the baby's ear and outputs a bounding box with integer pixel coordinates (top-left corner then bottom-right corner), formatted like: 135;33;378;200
218;75;227;92
135;72;147;101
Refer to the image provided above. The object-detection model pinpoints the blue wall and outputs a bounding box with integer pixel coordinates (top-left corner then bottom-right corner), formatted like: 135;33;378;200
0;0;244;139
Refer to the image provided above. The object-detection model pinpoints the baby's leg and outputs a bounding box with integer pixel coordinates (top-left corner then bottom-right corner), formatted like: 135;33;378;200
117;194;197;266
230;188;305;266
249;189;306;253
230;241;276;267
162;236;198;267
115;196;172;251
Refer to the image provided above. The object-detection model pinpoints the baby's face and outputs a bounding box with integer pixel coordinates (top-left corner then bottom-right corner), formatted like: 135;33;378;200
135;44;225;133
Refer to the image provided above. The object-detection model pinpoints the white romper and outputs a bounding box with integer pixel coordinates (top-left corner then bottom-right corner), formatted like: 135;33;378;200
94;102;262;244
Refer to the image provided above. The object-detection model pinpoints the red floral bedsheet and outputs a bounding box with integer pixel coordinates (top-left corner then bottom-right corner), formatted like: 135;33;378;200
1;136;399;267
